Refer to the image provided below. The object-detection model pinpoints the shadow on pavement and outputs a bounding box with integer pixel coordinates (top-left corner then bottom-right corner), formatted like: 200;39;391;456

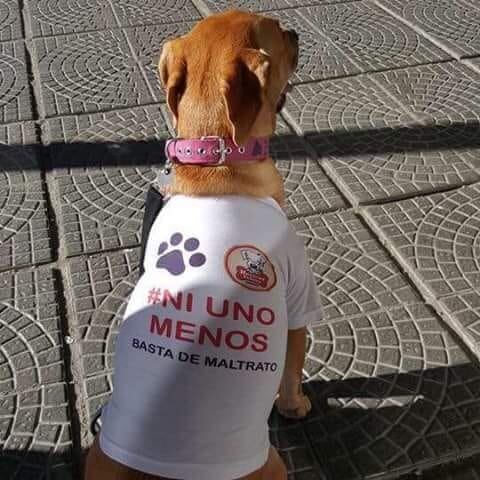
4;363;479;480
269;362;480;479
0;121;479;171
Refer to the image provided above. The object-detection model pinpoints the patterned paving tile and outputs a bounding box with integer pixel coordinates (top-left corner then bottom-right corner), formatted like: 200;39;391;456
376;62;480;125
203;0;358;13
283;78;411;135
31;30;154;117
298;2;450;73
0;123;52;270
44;105;171;257
265;9;359;82
0;267;72;479
271;212;480;478
274;118;347;216
0;384;73;480
0;0;23;41
317;122;480;205
24;0;117;37
124;22;194;102
0;41;34;124
291;211;422;319
111;0;201;27
376;0;480;58
0;267;65;393
298;305;480;479
284;62;480;137
362;184;480;355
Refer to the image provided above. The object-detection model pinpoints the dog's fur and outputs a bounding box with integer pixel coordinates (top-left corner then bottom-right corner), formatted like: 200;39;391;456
85;10;310;480
159;10;298;206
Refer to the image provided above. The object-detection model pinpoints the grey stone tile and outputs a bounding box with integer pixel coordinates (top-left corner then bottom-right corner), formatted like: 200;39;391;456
284;62;480;136
0;123;52;270
0;384;73;480
24;0;117;37
67;249;140;420
44;105;171;257
203;0;357;13
0;41;34;124
316;122;480;205
0;267;72;478
298;2;450;73
0;0;23;41
283;78;411;136
291;210;422;320
300;304;480;479
265;9;360;82
124;22;195;102
0;267;65;393
376;62;480;125
31;30;154;117
274;118;347;216
376;0;480;58
362;184;480;354
112;0;201;27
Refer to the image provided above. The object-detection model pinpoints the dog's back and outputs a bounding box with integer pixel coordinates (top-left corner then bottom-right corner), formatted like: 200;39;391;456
98;194;318;479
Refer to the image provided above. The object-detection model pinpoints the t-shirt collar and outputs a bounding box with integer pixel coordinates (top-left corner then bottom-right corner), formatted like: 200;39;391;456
255;197;286;216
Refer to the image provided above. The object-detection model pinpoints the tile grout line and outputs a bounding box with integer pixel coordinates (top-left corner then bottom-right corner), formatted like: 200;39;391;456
37;99;168;122
106;0;160;102
19;0;89;475
190;0;213;17
44;149;94;465
289;57;457;88
192;0;363;15
281;125;355;210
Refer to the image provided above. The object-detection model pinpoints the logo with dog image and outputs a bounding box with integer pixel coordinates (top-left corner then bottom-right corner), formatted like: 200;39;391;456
225;245;276;291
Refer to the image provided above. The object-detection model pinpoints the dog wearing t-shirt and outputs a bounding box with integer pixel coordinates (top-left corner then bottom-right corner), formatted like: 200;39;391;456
85;10;322;480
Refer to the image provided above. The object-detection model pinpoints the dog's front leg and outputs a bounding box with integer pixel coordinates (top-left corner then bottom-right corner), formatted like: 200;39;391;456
275;327;312;419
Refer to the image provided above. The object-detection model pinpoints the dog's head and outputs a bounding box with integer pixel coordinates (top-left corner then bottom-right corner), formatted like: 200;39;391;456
159;10;299;146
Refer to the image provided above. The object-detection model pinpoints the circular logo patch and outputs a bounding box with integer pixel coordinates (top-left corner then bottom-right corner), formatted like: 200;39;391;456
225;245;277;292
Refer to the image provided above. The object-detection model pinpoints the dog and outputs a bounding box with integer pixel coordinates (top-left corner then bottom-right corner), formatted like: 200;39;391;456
84;10;322;480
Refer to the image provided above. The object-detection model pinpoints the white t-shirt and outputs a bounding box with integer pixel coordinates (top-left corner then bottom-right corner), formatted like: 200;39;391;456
100;195;322;480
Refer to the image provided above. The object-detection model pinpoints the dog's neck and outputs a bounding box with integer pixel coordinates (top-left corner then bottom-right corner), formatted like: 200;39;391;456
170;158;284;207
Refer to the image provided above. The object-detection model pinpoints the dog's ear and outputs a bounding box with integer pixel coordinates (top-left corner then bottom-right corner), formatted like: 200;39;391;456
159;39;186;128
221;49;270;146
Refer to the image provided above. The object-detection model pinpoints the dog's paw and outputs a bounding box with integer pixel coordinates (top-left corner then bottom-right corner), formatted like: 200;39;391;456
275;393;312;419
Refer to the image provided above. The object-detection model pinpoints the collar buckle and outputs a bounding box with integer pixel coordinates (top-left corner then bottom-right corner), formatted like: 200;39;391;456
200;136;227;164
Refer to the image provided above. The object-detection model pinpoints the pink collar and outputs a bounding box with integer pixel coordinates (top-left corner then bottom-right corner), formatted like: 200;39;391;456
164;136;269;165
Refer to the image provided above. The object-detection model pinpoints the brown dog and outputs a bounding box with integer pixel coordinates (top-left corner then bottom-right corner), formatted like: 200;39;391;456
85;10;320;480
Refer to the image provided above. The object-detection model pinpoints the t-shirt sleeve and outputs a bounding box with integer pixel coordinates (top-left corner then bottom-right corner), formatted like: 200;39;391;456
286;230;323;330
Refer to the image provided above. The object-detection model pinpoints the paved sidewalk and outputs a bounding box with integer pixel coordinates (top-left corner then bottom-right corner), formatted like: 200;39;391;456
1;0;480;479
